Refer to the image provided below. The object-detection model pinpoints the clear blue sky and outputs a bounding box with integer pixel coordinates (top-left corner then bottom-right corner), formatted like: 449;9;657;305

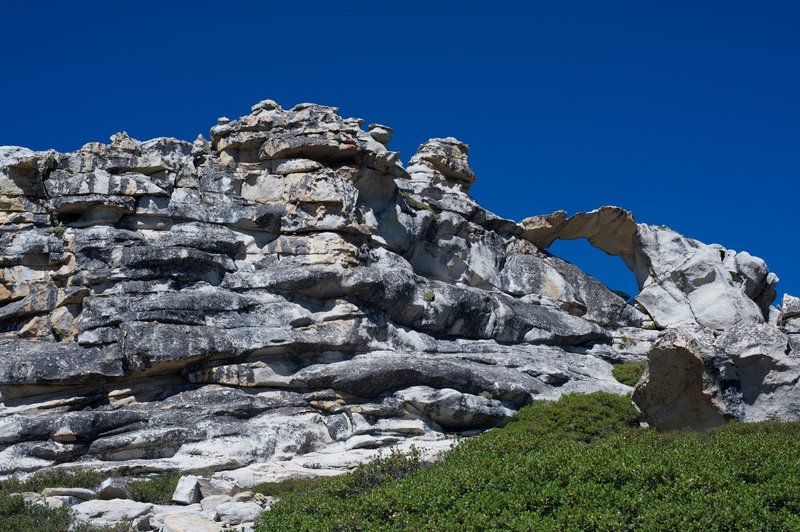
1;1;797;302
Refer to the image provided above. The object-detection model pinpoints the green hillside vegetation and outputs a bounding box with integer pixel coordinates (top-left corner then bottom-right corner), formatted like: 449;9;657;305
4;392;800;531
256;393;800;531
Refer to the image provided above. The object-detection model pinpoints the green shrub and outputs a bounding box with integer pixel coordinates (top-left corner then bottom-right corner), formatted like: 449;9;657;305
128;473;182;504
503;391;639;443
0;468;180;530
256;393;800;531
0;493;76;532
45;224;67;236
252;477;330;498
0;468;107;532
0;467;106;495
612;361;647;386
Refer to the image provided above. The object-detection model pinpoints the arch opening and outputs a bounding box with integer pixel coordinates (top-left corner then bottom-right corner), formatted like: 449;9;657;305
548;237;640;302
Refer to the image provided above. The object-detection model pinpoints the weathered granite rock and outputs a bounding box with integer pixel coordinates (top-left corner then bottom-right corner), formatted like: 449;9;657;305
96;477;133;500
215;501;263;525
520;206;778;330
780;294;800;337
197;477;240;498
161;513;221;532
71;498;152;529
0;98;793;508
172;475;202;505
40;487;96;500
148;503;206;531
394;386;515;430
633;322;800;430
200;494;233;512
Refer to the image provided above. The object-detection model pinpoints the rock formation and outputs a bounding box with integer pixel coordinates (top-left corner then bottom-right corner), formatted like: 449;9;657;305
0;99;797;495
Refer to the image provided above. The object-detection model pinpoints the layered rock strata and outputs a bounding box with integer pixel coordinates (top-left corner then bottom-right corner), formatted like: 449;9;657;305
0;99;795;486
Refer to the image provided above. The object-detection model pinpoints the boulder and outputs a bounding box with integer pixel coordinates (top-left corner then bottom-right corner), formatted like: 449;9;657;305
71;499;152;529
197;476;240;498
395;386;515;430
162;513;222;532
408;137;476;189
172;475;202;505
40;487;96;500
633;323;800;430
200;494;233;512
215;501;263;525
41;495;81;509
96;477;133;500
780;294;800;335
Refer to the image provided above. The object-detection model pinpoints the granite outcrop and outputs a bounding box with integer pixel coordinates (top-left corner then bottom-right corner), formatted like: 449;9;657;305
0;99;796;495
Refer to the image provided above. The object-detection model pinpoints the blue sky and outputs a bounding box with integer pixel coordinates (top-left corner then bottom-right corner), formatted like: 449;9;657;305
1;1;797;302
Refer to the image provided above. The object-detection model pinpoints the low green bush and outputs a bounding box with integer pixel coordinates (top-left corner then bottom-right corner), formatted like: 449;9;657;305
0;468;107;532
256;393;800;531
0;468;107;495
612;361;647;386
128;472;182;504
254;446;427;502
0;467;180;530
0;493;74;532
252;477;329;498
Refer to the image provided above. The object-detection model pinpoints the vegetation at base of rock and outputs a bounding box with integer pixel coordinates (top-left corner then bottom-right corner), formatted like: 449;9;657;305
252;478;328;498
0;469;105;532
255;392;800;531
255;447;427;503
0;495;74;532
1;468;107;494
128;473;182;504
612;361;647;386
0;468;179;531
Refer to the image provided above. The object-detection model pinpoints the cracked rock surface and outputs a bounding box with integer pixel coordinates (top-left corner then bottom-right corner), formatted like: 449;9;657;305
0;99;797;492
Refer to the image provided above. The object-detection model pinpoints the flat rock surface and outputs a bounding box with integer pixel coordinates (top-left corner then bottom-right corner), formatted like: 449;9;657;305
162;513;222;532
72;498;152;526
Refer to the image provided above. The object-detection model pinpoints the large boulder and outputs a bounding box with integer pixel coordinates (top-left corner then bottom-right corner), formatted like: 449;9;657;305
71;499;153;529
633;322;800;430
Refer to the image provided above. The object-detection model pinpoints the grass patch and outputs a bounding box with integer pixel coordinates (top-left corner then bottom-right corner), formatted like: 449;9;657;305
256;392;800;531
612;361;647;386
